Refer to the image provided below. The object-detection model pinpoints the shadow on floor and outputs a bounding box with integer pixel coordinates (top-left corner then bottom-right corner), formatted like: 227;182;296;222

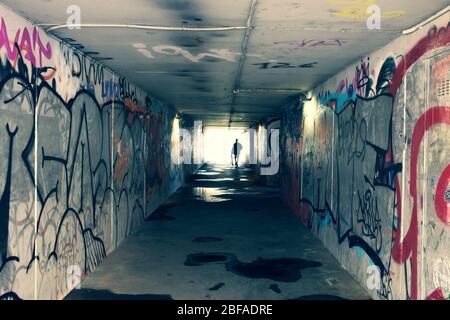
65;289;173;300
68;164;372;300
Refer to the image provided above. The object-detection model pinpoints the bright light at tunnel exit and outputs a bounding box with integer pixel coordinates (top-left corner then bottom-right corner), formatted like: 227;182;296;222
203;127;250;165
171;117;181;164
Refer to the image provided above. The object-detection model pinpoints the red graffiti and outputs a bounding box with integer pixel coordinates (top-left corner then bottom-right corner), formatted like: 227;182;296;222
0;17;52;67
392;106;450;300
144;112;166;203
425;287;445;300
124;98;145;114
124;98;147;124
387;23;450;300
432;54;450;79
435;164;450;225
390;24;450;96
114;144;130;182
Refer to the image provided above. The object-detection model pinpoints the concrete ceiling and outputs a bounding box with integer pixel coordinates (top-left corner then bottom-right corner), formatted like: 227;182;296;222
3;0;449;127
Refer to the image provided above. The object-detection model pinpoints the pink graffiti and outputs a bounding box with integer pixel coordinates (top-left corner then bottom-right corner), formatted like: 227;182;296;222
336;57;372;97
0;17;52;68
425;288;445;300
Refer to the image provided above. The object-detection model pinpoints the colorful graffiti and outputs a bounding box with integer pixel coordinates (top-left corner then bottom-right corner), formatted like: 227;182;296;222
0;9;190;300
281;21;450;300
0;46;148;300
318;56;379;111
0;17;52;68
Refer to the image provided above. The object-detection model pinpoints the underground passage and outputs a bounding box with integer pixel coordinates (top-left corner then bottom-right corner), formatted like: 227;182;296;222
0;0;448;303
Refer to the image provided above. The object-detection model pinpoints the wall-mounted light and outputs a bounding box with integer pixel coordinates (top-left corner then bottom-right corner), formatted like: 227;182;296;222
298;93;312;102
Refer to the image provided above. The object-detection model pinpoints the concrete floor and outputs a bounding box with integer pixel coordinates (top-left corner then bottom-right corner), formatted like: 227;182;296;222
66;164;371;300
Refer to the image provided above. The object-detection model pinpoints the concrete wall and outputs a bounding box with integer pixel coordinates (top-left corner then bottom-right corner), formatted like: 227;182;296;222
280;14;450;300
0;5;198;300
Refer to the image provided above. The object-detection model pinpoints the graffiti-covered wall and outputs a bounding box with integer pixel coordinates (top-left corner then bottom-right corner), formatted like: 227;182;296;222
0;5;195;300
280;15;450;300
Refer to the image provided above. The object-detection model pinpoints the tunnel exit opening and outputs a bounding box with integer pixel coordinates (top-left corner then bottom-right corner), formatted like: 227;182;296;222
203;127;250;165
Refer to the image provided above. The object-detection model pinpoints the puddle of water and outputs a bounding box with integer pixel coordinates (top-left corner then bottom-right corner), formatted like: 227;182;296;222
185;253;232;266
184;253;322;282
192;187;232;203
227;257;322;282
209;283;225;291
269;284;281;294
194;172;221;176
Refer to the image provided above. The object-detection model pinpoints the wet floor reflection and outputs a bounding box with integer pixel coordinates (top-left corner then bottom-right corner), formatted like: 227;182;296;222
195;178;235;182
69;163;371;300
192;187;232;202
185;253;322;282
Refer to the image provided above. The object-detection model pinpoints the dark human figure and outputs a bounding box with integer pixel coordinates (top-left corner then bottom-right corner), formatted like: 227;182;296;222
231;139;242;167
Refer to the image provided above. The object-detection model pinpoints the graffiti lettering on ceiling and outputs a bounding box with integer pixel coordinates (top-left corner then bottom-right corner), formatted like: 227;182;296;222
273;39;348;48
254;62;318;70
132;43;256;63
328;0;406;21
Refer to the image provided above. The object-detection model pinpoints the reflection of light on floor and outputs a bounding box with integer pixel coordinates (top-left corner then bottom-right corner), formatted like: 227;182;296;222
195;178;234;182
195;172;220;176
198;170;225;174
195;178;248;182
192;188;232;202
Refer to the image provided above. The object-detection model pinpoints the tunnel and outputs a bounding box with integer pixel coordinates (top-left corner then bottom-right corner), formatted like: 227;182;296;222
0;0;449;302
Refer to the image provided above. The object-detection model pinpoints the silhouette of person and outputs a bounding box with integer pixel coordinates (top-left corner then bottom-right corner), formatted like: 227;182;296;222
231;139;242;167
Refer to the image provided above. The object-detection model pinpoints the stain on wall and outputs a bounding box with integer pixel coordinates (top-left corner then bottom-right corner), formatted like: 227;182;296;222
280;17;450;300
0;6;196;300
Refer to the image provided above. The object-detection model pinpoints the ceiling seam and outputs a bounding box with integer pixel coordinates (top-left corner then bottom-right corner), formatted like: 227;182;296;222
43;23;248;32
38;23;415;34
229;0;258;128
